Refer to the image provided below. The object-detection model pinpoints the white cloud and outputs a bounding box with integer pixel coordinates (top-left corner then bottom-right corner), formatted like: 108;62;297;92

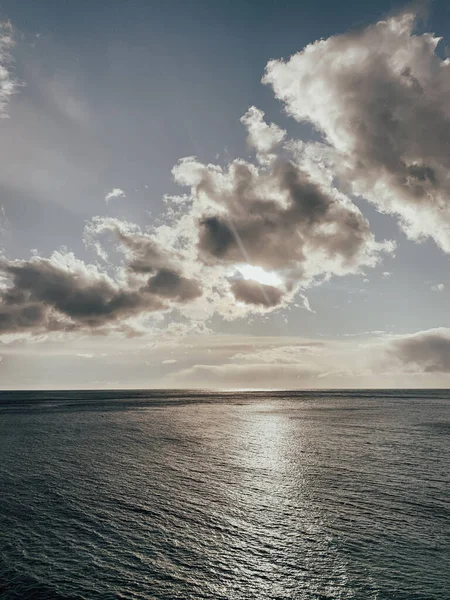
264;10;450;254
299;293;314;313
0;205;9;235
0;22;17;117
105;188;126;203
240;106;286;164
431;283;445;292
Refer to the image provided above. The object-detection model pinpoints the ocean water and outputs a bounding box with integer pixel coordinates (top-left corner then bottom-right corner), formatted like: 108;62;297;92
0;390;449;600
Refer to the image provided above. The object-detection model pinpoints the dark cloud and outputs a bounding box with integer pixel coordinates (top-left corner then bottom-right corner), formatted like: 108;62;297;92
179;158;389;284
199;217;235;260
0;256;157;334
0;302;48;334
406;164;436;186
0;249;201;334
390;329;450;373
231;279;284;307
116;231;171;274
147;269;202;302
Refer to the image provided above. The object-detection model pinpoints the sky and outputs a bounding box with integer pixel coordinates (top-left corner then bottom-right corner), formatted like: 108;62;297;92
2;0;450;388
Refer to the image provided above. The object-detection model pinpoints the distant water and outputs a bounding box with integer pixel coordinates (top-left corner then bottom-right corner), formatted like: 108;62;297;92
1;390;449;600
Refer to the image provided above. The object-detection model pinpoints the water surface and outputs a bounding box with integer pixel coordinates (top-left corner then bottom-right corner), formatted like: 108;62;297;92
1;389;449;599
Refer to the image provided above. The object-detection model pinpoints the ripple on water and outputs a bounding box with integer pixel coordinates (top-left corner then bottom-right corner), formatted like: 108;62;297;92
0;389;449;599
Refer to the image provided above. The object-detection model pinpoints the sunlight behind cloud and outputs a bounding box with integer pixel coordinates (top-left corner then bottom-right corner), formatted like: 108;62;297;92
237;264;283;287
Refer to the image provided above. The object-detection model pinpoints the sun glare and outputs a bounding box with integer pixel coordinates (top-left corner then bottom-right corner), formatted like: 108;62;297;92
237;264;283;287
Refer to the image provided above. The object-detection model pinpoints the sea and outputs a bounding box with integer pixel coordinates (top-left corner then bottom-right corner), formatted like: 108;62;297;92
0;389;449;600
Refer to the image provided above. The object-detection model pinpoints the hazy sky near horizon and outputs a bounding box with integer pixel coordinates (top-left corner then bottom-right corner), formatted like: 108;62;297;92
2;0;450;388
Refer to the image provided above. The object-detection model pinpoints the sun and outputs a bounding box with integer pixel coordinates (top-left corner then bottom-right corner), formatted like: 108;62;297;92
237;264;282;287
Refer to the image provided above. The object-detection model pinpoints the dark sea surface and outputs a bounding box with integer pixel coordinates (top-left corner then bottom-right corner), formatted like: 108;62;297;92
0;389;449;600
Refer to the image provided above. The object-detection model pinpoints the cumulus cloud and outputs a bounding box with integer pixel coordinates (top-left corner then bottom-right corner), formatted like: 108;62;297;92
0;252;162;334
0;216;203;334
88;103;392;326
146;268;201;302
1;16;402;338
431;283;444;292
264;10;450;253
105;188;126;203
171;147;393;310
240;106;286;163
0;104;395;337
183;158;386;275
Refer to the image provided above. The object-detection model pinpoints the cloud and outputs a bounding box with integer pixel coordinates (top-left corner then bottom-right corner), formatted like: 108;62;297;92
164;328;450;388
240;106;286;163
388;328;450;372
105;188;126;203
0;19;400;338
299;293;314;313
230;342;325;365
168;363;319;389
85;217;174;273
88;104;393;325
0;251;161;334
0;205;9;236
146;268;202;302
183;157;389;275
230;279;284;307
0;22;17;117
4;326;450;389
171;145;393;310
0;102;395;337
264;10;450;254
0;222;203;334
431;283;444;292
